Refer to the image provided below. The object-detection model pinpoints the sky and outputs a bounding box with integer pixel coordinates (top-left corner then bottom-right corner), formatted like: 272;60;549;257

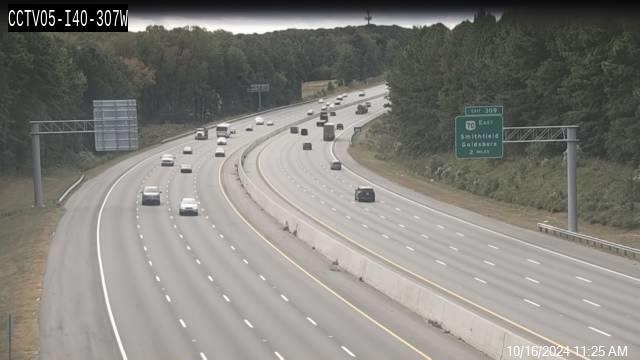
128;11;485;34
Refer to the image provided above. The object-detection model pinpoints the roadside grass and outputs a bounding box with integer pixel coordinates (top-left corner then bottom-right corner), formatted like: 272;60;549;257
348;118;640;249
301;76;386;99
0;121;201;360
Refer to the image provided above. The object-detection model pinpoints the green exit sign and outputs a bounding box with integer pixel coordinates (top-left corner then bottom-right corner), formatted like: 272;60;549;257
465;105;503;115
455;115;503;159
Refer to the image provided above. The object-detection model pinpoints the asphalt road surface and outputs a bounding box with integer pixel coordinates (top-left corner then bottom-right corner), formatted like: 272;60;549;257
40;86;488;360
246;91;640;359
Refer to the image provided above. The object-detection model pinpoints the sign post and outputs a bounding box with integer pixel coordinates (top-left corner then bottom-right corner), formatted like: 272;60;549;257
247;83;270;110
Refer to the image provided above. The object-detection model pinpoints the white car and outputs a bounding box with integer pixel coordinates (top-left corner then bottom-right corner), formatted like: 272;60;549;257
180;164;193;173
179;198;198;216
215;147;225;157
160;154;175;166
266;120;274;126
321;105;327;111
141;186;162;205
358;91;365;97
217;137;227;145
318;98;324;103
255;116;264;125
307;109;314;115
183;146;193;154
342;93;348;98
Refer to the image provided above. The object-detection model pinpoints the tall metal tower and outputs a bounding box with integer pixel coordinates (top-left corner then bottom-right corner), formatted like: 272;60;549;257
364;9;372;25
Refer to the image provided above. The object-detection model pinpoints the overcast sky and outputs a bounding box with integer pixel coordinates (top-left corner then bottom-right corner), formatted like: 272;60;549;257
128;12;486;34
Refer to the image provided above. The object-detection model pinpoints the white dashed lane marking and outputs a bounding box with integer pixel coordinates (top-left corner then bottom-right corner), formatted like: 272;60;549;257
527;259;540;265
280;294;289;302
437;225;444;229
179;319;187;328
405;246;415;252
244;319;254;329
523;299;540;307
223;294;230;302
483;260;495;266
525;277;540;284
165;295;171;303
449;246;458;251
306;317;317;326
488;244;499;250
588;326;611;337
474;277;487;284
576;276;592;283
582;299;601;307
341;346;356;358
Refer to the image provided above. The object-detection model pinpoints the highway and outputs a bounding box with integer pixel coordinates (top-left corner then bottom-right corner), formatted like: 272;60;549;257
40;87;488;359
245;87;640;359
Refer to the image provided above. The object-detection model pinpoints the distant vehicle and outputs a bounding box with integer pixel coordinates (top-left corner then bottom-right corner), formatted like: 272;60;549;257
318;98;324;103
330;160;342;170
216;123;231;138
355;104;368;114
215;147;225;157
266;119;274;126
141;186;162;205
355;186;375;202
300;128;308;136
179;198;198;216
342;93;348;98
183;146;193;154
358;91;365;97
302;142;312;150
334;100;341;106
217;137;227;145
161;154;175;166
317;119;327;127
336;96;343;101
180;164;193;173
365;101;371;107
230;128;237;134
307;109;314;115
323;123;335;141
290;126;299;134
330;110;336;116
195;127;208;140
336;123;344;130
246;125;254;131
321;105;328;111
320;111;328;121
255;116;264;125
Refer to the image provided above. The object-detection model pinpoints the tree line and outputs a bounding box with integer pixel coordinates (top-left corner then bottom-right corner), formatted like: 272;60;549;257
386;10;640;167
0;24;410;173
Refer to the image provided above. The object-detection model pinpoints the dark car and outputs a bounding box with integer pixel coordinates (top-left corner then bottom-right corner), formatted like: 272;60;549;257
301;128;308;136
365;101;371;107
141;186;162;205
245;125;253;132
330;160;342;170
336;123;344;130
302;142;312;150
316;120;326;127
330;110;336;116
320;112;328;121
290;126;299;134
355;186;375;202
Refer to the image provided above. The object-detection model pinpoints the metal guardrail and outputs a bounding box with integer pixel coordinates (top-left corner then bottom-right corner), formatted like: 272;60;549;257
56;174;85;206
537;223;640;260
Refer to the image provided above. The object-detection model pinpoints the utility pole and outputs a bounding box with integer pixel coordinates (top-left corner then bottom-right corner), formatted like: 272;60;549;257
365;9;372;25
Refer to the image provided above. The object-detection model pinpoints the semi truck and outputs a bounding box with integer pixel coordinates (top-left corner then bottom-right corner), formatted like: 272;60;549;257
323;122;335;141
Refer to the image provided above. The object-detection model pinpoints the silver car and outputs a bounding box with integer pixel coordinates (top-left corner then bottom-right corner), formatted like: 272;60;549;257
180;164;192;173
179;198;198;215
161;154;175;166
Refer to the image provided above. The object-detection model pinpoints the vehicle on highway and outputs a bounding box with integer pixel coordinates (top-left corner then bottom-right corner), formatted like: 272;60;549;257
359;91;365;97
307;109;314;115
356;104;368;114
330;110;336;116
354;186;375;202
215;147;225;157
180;164;193;173
321;105;327;111
336;95;343;101
316;119;327;127
183;146;193;154
255;116;264;125
318;98;324;103
216;123;231;138
342;93;348;98
330;160;342;170
217;137;227;145
266;119;274;126
300;128;308;136
179;198;198;216
290;126;299;134
161;154;175;166
246;125;253;131
302;142;312;150
230;128;237;134
320;111;328;121
365;101;371;107
336;123;344;130
323;123;335;141
194;127;208;140
334;100;341;106
141;186;162;205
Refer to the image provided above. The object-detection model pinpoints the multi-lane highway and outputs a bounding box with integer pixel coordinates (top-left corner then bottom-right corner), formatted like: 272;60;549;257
40;86;489;359
246;88;640;359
